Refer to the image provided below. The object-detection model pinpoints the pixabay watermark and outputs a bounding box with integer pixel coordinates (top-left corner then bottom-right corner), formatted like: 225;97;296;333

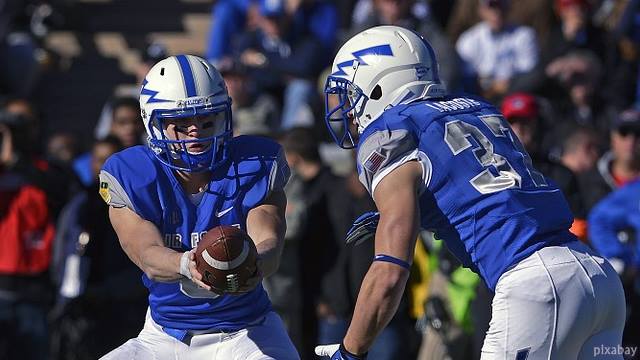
594;345;637;358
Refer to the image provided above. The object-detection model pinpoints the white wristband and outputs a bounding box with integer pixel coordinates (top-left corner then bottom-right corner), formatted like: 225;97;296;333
180;251;193;279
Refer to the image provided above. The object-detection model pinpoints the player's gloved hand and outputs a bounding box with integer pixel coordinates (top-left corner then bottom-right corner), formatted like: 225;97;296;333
314;343;367;359
345;211;380;246
233;257;263;294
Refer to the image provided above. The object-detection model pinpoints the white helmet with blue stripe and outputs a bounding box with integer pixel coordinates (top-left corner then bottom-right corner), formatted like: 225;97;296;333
139;54;232;172
325;26;446;148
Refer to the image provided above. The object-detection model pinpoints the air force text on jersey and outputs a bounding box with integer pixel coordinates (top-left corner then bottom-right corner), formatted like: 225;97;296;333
164;232;205;249
163;226;240;249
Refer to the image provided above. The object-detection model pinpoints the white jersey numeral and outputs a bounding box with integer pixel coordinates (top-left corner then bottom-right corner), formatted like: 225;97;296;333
444;116;545;194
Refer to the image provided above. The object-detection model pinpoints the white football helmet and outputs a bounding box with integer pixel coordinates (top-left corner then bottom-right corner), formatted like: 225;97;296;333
325;26;446;148
139;54;232;172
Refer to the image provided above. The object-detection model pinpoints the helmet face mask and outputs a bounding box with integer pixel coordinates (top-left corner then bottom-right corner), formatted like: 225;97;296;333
324;76;364;149
324;26;446;149
147;102;232;172
140;55;233;172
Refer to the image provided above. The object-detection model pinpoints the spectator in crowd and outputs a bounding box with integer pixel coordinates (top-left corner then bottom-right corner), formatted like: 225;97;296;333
348;0;462;92
0;110;55;360
456;0;539;101
3;98;78;220
279;127;347;359
206;0;337;68
135;42;169;89
233;0;336;129
558;124;601;240
4;97;40;146
609;0;640;109
205;0;254;66
501;92;587;238
220;60;280;136
501;93;554;168
0;0;41;98
43;131;83;213
350;0;417;30
104;97;144;148
559;125;601;175
94;41;168;141
49;136;147;360
580;108;640;212
588;180;640;352
545;50;617;134
74;96;144;186
350;0;431;29
446;0;481;44
507;0;556;51
614;0;640;49
501;93;544;156
46;132;79;166
542;0;608;63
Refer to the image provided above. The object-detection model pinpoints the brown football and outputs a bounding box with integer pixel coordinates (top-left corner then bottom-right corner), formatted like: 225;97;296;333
194;225;258;294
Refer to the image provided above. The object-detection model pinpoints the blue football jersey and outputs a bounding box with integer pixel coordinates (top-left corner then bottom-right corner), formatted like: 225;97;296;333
356;96;576;290
99;135;290;335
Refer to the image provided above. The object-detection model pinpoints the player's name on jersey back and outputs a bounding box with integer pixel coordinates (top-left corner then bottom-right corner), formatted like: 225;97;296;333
425;98;482;112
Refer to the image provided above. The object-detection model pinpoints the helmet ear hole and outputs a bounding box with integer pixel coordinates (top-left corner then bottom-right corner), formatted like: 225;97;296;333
370;85;382;100
160;68;165;76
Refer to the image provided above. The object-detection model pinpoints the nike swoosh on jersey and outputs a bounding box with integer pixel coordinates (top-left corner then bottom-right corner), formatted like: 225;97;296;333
215;206;234;217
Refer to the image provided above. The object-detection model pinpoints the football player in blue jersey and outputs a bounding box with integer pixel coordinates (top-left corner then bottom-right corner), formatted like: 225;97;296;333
97;54;299;359
315;26;626;360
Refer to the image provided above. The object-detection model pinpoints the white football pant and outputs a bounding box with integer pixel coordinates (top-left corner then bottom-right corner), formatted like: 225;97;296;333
100;310;300;360
481;241;626;359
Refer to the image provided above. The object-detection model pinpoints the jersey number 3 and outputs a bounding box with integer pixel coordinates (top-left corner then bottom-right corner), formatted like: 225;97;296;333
444;115;546;194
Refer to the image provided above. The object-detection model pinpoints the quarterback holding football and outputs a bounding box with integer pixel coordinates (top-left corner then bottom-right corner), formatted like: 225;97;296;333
99;54;298;360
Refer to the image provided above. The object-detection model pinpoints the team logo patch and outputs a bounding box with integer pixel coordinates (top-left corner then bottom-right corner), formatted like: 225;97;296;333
99;181;111;204
363;150;387;173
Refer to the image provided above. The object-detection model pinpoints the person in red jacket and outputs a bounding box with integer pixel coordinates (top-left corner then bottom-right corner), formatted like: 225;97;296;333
0;111;55;360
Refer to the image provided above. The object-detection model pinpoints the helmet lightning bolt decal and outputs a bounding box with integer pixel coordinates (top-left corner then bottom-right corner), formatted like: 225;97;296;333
141;79;171;104
331;44;394;76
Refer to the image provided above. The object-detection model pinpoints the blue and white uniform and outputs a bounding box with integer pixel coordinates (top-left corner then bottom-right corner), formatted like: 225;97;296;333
356;95;573;290
356;95;626;359
588;180;640;273
322;25;626;360
98;136;299;360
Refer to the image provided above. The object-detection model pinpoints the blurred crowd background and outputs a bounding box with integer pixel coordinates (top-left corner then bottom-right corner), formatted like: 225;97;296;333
1;0;640;359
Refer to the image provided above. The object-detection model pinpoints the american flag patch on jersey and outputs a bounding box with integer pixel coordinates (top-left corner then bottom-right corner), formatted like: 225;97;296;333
363;150;387;173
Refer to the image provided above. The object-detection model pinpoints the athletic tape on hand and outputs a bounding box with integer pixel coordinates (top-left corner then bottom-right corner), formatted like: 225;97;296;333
179;250;193;280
